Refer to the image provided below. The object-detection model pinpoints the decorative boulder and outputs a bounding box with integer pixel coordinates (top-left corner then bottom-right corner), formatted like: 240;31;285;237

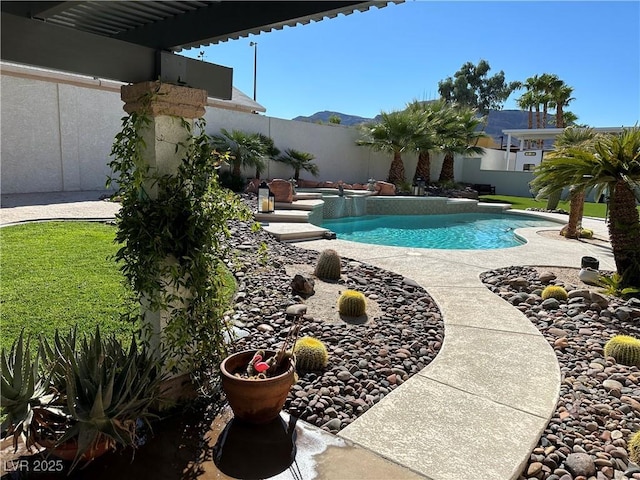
375;181;396;196
290;274;315;297
244;178;261;194
268;179;293;203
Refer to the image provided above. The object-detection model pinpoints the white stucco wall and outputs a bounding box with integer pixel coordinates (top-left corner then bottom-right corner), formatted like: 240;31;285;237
1;75;123;194
0;72;495;195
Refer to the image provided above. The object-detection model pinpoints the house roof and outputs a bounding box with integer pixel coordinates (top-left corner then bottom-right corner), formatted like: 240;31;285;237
502;127;627;142
1;1;397;98
0;61;266;114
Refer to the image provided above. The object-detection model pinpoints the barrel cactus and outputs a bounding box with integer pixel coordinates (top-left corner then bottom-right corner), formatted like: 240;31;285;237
314;249;341;281
629;431;640;464
604;335;640;367
541;285;568;301
338;290;366;317
293;337;328;371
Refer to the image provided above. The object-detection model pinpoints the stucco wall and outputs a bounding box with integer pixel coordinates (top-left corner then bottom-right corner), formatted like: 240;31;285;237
1;75;123;194
0;72;490;195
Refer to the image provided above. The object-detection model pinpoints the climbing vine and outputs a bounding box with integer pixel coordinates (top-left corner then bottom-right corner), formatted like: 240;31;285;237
107;99;251;376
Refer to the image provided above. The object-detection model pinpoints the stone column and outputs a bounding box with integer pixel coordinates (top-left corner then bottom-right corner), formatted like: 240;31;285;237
120;82;207;402
121;81;207;197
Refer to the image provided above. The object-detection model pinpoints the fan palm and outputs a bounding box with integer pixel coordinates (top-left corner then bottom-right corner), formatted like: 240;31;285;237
437;106;487;183
405;100;454;183
545;127;599;238
275;149;319;181
357;109;418;185
531;127;640;287
211;129;270;177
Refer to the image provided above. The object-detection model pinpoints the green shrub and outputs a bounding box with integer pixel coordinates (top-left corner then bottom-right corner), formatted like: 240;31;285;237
604;335;640;367
314;249;341;281
293;337;328;371
338;290;367;317
629;431;640;464
541;285;568;301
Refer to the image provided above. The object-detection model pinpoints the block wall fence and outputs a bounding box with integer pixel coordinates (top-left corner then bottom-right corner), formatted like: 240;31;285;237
1;73;534;197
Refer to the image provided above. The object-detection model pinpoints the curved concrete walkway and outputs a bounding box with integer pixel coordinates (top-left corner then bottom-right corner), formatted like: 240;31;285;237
1;192;616;479
294;215;615;480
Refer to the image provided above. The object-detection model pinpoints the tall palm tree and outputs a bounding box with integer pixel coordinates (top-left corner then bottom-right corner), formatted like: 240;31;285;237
275;149;319;181
517;91;536;149
531;127;640;288
545;127;598;238
357;109;418;185
551;83;575;128
437;106;487;183
211;129;270;177
405;100;453;183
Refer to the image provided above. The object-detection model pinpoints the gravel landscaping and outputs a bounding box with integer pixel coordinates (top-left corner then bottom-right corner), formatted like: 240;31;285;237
482;266;640;480
226;219;445;433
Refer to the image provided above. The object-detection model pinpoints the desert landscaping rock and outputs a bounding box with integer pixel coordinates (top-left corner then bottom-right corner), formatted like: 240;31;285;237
482;266;640;480
225;216;444;433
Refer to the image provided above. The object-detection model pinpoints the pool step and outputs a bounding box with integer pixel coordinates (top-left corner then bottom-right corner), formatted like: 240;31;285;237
477;202;512;212
255;209;310;223
261;222;331;242
293;192;323;200
275;199;324;211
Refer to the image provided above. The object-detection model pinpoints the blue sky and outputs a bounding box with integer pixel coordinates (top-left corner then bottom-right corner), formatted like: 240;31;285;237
183;1;639;127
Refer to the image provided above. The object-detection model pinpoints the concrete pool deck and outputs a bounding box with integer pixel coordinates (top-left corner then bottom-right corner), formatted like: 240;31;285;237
0;191;616;479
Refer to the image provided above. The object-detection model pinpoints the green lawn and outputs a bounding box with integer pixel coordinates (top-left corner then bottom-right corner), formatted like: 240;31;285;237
478;195;621;219
1;222;138;351
1;222;238;352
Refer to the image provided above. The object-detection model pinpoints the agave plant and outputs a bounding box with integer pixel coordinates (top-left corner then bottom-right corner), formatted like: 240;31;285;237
53;327;165;470
1;331;57;450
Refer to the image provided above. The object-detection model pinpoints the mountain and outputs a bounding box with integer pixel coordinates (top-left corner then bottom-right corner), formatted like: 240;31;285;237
293;109;557;145
292;110;378;126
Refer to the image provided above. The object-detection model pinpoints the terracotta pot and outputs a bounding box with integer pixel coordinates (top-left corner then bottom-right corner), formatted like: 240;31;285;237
220;350;296;424
37;436;111;462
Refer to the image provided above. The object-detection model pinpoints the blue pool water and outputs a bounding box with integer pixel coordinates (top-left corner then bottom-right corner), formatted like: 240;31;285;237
321;213;558;249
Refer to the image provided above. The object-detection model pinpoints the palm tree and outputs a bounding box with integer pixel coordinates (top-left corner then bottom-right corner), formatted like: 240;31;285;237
531;127;640;288
255;133;280;179
551;83;574;128
275;149;319;181
437;106;487;183
357;109;418;185
405;100;453;183
517;91;536;149
545;127;598;238
211;129;270;177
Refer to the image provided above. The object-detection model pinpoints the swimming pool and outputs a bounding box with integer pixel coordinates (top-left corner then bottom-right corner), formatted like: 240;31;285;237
321;212;559;249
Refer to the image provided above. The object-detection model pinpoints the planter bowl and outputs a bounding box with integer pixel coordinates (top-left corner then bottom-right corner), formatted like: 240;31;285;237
37;437;111;462
221;350;295;424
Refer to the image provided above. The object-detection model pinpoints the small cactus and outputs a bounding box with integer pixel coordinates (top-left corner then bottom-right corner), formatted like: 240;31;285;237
338;290;366;317
629;431;640;464
314;249;341;281
541;285;568;301
293;337;328;371
604;335;640;367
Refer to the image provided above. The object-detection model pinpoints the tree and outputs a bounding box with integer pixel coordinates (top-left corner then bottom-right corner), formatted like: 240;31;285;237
211;129;270;177
531;128;640;288
437;106;488;183
275;148;319;181
438;60;521;115
405;100;456;183
545;127;598;238
255;133;280;178
357;109;418;185
551;83;574;128
328;114;341;125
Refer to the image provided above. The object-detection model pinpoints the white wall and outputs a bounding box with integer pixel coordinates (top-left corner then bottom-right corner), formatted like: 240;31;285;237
1;75;124;194
0;72;516;196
